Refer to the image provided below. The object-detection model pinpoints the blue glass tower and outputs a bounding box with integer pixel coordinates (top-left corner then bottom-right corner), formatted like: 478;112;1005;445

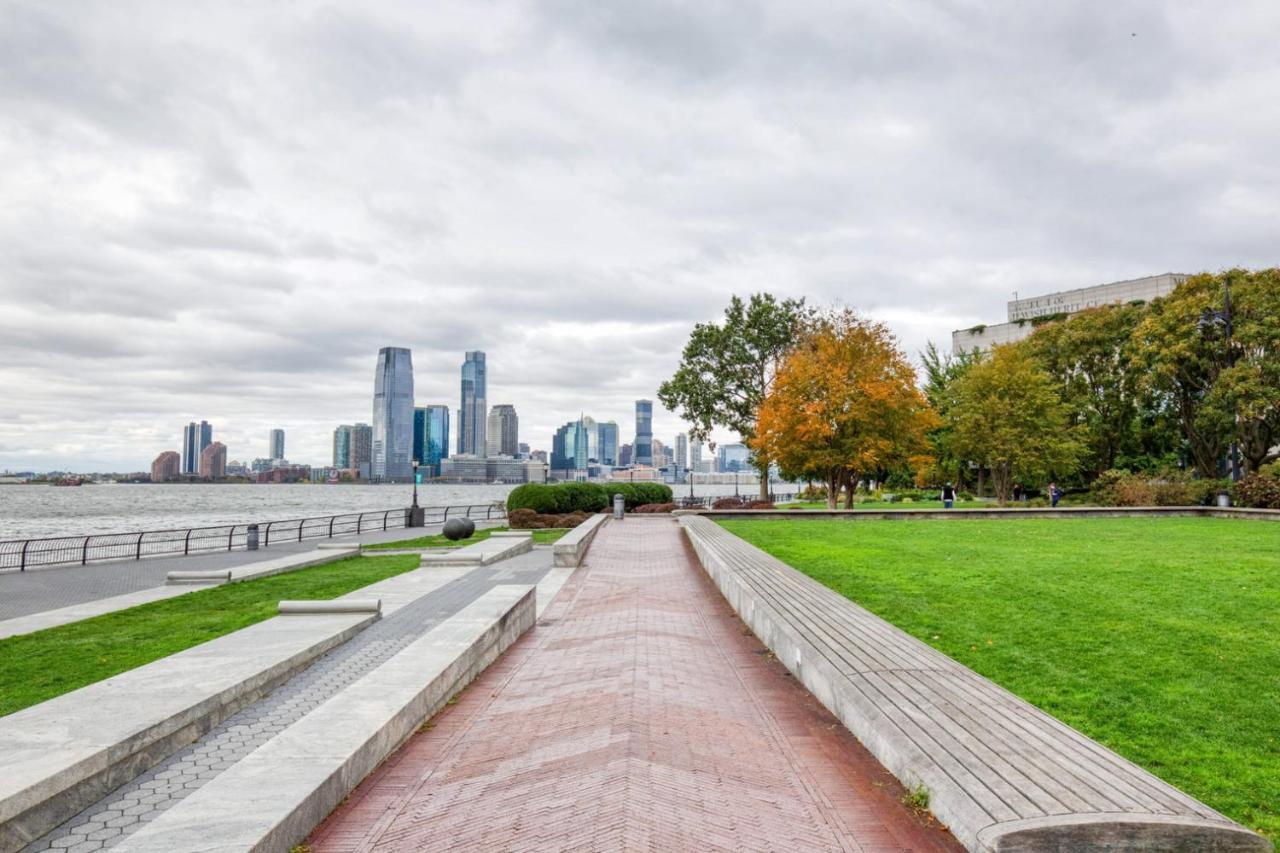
633;400;653;466
413;405;450;477
459;351;487;456
372;347;414;482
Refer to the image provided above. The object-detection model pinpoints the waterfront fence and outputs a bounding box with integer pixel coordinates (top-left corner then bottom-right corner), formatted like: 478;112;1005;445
0;503;506;572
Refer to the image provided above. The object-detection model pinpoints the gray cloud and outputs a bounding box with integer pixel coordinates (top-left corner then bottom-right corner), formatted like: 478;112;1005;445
1;0;1278;471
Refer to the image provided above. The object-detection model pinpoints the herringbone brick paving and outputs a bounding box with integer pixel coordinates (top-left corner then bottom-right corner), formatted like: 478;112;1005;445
308;518;961;852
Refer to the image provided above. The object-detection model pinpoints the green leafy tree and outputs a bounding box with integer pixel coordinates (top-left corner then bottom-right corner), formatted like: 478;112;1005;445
1212;269;1280;472
658;293;807;499
919;341;981;489
948;345;1082;502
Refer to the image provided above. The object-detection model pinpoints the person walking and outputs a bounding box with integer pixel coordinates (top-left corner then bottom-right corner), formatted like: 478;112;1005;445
941;482;956;510
1012;483;1023;503
1049;482;1062;508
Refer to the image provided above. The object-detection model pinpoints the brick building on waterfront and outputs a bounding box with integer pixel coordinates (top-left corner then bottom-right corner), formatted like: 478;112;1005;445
151;451;180;483
199;441;227;479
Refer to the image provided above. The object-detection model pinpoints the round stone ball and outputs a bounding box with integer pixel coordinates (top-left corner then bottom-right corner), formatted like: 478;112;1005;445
443;518;473;541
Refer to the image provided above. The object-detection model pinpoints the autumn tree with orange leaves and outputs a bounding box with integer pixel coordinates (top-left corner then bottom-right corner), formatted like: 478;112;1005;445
752;309;938;508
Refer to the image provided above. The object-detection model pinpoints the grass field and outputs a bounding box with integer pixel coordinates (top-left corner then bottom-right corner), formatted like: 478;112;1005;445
775;499;968;510
0;554;420;717
363;526;567;550
717;517;1280;840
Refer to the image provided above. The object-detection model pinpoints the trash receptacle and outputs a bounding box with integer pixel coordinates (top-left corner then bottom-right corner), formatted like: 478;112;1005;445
246;523;260;551
613;494;625;520
1217;490;1231;508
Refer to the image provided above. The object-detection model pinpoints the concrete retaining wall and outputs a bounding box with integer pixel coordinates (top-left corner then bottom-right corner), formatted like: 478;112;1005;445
551;514;607;568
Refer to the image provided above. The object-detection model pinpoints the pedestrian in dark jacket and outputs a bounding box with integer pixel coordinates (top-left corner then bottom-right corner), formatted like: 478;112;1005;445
1049;482;1062;508
941;482;956;509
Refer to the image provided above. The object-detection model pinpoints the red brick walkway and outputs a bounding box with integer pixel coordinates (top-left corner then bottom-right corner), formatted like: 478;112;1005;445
308;518;961;852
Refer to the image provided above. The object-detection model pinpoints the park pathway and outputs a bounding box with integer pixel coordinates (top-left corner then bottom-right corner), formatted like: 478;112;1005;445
308;517;960;853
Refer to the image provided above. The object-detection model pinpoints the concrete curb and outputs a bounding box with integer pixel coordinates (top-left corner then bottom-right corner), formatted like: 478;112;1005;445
166;569;232;584
0;586;192;641
277;599;381;615
684;505;1280;522
419;533;532;567
551;514;607;568
0;612;377;853
115;585;537;853
679;515;1270;853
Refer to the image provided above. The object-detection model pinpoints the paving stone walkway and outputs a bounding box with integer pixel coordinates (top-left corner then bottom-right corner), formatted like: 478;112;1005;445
308;517;962;853
23;551;552;853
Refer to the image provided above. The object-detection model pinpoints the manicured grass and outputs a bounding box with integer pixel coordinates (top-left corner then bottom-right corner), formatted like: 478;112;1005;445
718;517;1280;840
364;526;568;550
0;554;420;717
775;499;969;510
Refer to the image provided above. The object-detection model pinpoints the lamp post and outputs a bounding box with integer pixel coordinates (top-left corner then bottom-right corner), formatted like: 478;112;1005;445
409;461;424;527
1199;273;1241;482
734;469;739;498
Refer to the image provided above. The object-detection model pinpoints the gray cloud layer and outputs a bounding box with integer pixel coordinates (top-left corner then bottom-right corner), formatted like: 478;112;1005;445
2;0;1278;470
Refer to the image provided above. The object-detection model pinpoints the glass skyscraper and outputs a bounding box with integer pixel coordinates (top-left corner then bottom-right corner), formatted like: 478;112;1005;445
182;420;212;475
597;421;619;466
268;429;285;461
372;347;414;482
459;351;487;456
414;405;450;476
333;425;352;469
633;399;653;466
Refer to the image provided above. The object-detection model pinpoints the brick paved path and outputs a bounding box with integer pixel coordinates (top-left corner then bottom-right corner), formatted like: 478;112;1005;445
308;518;961;852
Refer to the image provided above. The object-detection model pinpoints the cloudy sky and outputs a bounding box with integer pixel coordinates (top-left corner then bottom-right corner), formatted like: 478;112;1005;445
2;1;1278;472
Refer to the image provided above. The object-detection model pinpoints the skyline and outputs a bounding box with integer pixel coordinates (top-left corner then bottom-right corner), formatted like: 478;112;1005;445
3;2;1279;471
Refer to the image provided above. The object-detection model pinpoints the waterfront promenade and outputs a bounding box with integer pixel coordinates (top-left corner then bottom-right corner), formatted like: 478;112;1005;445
308;517;958;852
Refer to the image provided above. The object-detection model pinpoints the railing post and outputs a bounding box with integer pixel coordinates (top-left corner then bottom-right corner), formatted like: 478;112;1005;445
298;520;304;542
357;514;363;533
383;510;389;531
20;540;29;572
136;532;145;560
444;506;452;520
81;536;90;565
328;516;335;538
184;528;193;555
265;522;272;547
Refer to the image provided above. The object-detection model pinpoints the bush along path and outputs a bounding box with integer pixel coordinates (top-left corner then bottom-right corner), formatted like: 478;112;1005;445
506;481;673;514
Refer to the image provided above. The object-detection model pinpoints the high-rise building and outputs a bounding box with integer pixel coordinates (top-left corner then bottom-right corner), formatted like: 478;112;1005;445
459;351;487;457
181;420;212;475
372;347;414;482
486;404;519;457
414;405;450;477
597;421;619;466
633;400;653;466
717;442;750;473
151;451;180;483
351;423;372;477
199;441;227;479
652;439;672;470
333;425;352;468
517;442;530;459
690;437;703;471
619;443;633;467
268;429;285;461
675;433;688;478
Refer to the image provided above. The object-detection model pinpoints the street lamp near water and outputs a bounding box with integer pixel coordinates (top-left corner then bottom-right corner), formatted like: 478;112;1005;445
409;461;424;527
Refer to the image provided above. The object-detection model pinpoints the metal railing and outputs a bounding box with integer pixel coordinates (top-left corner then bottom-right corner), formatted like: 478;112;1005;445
0;503;506;572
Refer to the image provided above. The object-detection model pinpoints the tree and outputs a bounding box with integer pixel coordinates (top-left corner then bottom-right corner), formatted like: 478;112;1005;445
920;340;981;490
658;293;807;499
948;345;1082;502
1211;269;1280;472
753;309;937;508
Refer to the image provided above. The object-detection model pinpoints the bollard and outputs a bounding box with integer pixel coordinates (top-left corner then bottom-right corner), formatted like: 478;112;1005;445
246;523;260;551
613;493;625;520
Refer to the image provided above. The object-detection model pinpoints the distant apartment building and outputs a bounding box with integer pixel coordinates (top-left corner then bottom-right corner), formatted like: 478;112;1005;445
717;443;750;473
690;437;702;472
486;404;519;457
633;400;653;466
268;429;285;461
151;451;180;483
351;423;373;478
517;442;530;459
529;449;548;464
256;464;310;484
458;351;487;457
619;443;633;467
597;421;619;466
413;405;450;477
674;433;688;478
181;420;212;475
199;441;227;479
333;425;352;468
372;347;414;482
652;438;672;471
952;273;1187;353
439;454;546;484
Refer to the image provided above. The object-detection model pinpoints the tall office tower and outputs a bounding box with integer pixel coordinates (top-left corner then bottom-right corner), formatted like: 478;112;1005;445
675;433;688;477
458;351;487;457
517;442;530;459
199;441;227;479
351;423;373;476
333;425;352;468
652;438;671;470
414;405;450;476
619;443;633;466
182;420;212;474
717;442;750;473
551;422;573;475
372;347;415;482
486;404;519;457
268;429;285;461
690;437;703;472
633;400;653;466
151;451;180;483
596;421;619;466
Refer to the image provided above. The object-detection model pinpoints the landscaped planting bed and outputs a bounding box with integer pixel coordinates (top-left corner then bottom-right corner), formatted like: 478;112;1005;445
717;516;1280;841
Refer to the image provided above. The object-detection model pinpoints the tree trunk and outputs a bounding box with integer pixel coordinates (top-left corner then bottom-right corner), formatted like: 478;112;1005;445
757;454;771;501
842;470;856;508
825;470;840;509
992;463;1012;504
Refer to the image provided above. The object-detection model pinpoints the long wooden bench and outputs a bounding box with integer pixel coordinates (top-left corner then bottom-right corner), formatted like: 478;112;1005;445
679;515;1269;853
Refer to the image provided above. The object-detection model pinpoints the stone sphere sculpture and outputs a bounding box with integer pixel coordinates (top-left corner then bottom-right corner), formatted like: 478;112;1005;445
443;518;473;541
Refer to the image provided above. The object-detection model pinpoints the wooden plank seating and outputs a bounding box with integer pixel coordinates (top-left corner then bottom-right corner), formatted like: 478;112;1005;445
679;515;1269;853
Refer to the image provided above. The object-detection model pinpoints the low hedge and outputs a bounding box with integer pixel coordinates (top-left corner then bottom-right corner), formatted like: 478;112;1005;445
1233;473;1280;509
507;481;673;514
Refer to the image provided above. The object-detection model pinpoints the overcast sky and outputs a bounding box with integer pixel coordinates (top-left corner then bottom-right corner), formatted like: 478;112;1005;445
2;1;1278;471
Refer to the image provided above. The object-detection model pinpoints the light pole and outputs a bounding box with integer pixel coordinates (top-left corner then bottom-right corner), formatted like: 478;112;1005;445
409;461;424;527
1199;273;1241;482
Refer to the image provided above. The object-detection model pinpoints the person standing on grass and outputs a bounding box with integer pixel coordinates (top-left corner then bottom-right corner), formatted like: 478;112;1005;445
1012;483;1023;502
1049;482;1062;508
941;482;956;509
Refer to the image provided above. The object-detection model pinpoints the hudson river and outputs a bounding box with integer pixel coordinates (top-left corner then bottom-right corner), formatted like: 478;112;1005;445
0;481;783;540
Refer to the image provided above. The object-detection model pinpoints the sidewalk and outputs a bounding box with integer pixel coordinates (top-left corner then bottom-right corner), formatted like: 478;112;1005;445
308;517;961;852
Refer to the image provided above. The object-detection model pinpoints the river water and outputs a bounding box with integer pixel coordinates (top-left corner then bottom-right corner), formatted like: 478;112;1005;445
0;481;787;541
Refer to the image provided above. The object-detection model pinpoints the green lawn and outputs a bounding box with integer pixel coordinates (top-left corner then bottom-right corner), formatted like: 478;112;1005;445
775;499;969;510
364;526;567;550
0;554;420;717
718;517;1280;840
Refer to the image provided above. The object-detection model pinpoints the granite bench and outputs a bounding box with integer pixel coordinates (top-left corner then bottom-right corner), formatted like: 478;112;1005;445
551;513;607;567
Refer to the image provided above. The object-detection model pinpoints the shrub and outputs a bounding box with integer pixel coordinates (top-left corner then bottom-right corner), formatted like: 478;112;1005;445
507;484;562;514
507;508;539;528
1233;473;1280;509
797;484;828;501
1092;469;1219;507
634;503;676;513
958;491;975;501
743;500;775;509
508;482;612;514
607;482;674;510
712;497;747;509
